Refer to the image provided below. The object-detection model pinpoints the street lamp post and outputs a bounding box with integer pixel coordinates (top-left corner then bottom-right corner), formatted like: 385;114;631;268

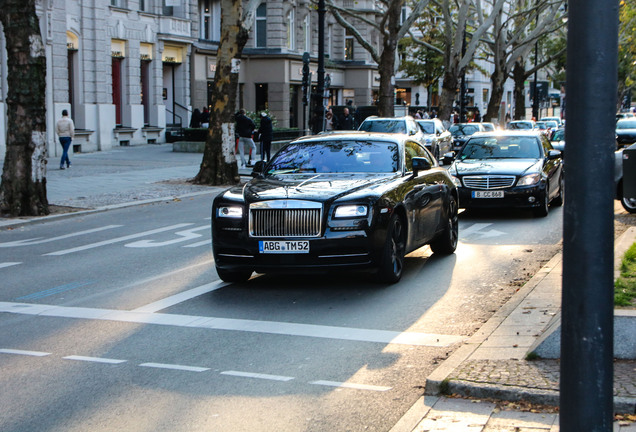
312;0;326;134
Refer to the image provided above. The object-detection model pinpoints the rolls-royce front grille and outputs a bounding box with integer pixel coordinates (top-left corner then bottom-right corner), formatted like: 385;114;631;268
249;200;322;238
462;175;516;189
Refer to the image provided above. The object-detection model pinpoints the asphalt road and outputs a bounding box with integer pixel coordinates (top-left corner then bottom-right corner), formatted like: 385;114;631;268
0;194;563;432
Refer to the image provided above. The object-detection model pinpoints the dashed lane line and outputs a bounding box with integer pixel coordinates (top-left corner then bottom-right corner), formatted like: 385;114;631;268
310;380;393;392
220;370;295;382
0;348;50;357
63;355;127;364
0;301;466;347
1;348;391;392
0;262;21;269
139;362;210;372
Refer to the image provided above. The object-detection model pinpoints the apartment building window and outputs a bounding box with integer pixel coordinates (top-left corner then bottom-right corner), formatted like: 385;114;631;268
326;24;332;58
163;0;185;18
344;28;354;60
303;13;311;53
200;0;220;41
287;9;295;50
111;0;127;7
255;3;267;48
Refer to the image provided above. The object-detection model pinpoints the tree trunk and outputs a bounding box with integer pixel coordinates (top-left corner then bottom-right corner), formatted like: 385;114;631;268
376;2;402;117
192;0;249;185
0;0;48;216
438;67;460;122
513;60;527;120
484;59;506;123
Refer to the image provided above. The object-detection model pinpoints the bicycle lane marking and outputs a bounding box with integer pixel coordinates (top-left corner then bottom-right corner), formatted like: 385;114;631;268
43;223;193;256
0;225;123;248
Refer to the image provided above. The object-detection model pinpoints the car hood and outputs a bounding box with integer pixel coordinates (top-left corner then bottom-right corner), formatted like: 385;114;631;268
452;159;542;176
231;173;396;203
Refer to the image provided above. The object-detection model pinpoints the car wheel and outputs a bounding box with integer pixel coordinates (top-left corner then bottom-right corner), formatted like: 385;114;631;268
378;214;406;284
216;266;253;283
552;175;564;207
430;195;458;255
621;195;636;213
533;190;549;217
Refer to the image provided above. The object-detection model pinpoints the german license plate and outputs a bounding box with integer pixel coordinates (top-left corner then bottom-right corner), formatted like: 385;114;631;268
259;240;310;254
472;190;504;198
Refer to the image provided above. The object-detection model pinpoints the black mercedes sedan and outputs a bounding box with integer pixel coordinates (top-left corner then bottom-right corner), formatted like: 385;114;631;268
212;132;459;283
446;131;564;217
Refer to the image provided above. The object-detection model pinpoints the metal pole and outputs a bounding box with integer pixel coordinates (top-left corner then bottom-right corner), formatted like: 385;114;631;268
459;29;466;123
313;0;326;134
532;39;538;120
560;0;618;430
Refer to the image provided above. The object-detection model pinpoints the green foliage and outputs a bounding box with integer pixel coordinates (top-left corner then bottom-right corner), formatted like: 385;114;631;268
245;109;278;129
438;378;451;395
619;1;636;104
525;351;540;361
615;242;636;307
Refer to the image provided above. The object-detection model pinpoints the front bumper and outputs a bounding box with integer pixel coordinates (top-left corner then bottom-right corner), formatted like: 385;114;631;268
212;224;388;274
457;183;546;209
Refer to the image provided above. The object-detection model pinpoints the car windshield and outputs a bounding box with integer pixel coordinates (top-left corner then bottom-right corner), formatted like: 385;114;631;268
552;129;565;141
508;122;533;130
359;120;407;134
267;140;399;174
449;124;480;137
617;120;636;129
418;122;435;134
459;136;541;160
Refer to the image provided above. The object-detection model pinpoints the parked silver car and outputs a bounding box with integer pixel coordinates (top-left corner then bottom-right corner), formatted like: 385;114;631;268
416;118;453;161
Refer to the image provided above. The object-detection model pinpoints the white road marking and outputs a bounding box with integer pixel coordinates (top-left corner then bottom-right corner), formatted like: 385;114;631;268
45;223;193;256
63;355;127;364
221;370;295;382
0;262;21;269
0;225;123;248
139;362;209;372
460;223;505;240
0;348;50;357
132;281;226;313
310;380;392;392
125;225;209;248
0;302;466;347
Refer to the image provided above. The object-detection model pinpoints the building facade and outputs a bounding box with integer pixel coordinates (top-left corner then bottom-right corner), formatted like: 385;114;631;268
0;0;384;159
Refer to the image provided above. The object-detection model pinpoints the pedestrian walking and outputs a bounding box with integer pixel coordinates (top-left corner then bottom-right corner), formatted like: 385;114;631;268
190;108;201;128
325;108;337;131
235;109;257;167
337;107;356;130
258;111;273;162
200;107;210;128
56;109;74;170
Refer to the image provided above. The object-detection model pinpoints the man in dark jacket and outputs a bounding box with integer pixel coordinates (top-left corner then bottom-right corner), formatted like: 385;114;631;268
235;109;257;167
337;107;356;130
258;111;273;162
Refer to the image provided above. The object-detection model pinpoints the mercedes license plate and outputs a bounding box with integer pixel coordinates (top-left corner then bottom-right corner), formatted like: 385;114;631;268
259;240;310;254
472;190;504;198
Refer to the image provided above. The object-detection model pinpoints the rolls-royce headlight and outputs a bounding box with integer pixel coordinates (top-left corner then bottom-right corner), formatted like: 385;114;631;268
334;205;368;218
517;173;541;186
217;206;243;218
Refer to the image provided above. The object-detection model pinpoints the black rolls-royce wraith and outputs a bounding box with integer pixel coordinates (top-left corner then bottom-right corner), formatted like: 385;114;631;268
212;131;459;283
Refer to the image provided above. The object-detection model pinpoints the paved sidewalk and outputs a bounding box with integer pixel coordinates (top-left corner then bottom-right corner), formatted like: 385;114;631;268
391;226;636;431
0;144;232;227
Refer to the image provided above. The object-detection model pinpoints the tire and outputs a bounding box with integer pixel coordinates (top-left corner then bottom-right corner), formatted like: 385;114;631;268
533;189;549;217
430;196;459;255
378;214;407;284
552;176;564;207
216;266;253;283
621;195;636;213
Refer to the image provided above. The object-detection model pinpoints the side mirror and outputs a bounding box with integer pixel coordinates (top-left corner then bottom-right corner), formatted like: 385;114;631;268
251;160;266;178
547;149;562;160
412;157;432;175
442;152;456;165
